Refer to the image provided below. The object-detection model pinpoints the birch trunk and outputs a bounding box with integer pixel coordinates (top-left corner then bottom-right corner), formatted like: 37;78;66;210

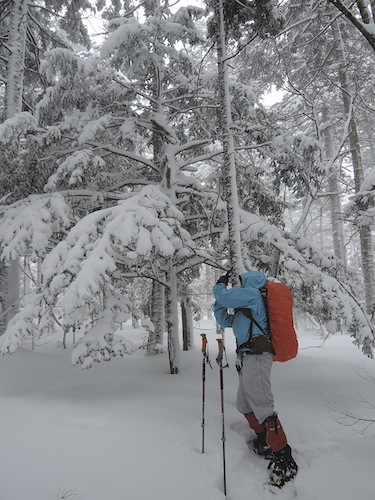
332;16;375;315
214;0;244;275
0;0;28;334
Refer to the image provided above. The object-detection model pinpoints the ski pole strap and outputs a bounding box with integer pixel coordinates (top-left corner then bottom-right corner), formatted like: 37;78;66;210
216;338;229;368
201;334;213;369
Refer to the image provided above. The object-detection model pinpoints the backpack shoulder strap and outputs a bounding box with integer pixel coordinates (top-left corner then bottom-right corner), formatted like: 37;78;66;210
260;286;270;328
234;306;269;352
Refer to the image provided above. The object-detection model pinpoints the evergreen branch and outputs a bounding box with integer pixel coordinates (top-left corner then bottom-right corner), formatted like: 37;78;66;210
190;227;224;240
234;140;273;152
225;33;258;61
113;266;168;288
179;150;223;169
28;2;93;22
175;251;226;276
339;282;375;335
106;179;159;192
57;137;159;173
170;139;211;156
27;11;71;50
112;76;157;104
277;15;318;40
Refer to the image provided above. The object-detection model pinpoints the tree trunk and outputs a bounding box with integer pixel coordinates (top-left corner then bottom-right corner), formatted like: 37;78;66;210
269;249;281;278
181;294;193;351
356;0;372;23
148;279;165;353
214;0;244;275
321;105;347;267
0;0;28;335
165;260;179;374
327;0;375;51
332;16;375;315
371;1;375;20
4;0;28;117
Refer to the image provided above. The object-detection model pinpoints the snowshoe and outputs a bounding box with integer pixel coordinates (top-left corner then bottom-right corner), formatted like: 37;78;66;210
267;445;298;488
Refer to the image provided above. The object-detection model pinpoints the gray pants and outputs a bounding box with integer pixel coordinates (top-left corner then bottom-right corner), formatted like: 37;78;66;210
236;352;275;424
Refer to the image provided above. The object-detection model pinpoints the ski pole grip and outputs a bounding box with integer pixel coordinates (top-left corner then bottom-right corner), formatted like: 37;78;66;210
216;338;228;368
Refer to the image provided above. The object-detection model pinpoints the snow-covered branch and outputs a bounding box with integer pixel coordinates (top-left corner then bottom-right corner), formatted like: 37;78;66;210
0;193;71;260
236;209;375;355
0;185;198;362
327;0;375;51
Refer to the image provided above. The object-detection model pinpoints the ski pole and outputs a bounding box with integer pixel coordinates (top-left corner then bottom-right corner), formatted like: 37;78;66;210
216;338;229;497
201;334;212;454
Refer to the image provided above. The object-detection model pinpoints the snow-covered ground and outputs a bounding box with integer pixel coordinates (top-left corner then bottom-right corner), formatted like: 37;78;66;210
1;320;375;500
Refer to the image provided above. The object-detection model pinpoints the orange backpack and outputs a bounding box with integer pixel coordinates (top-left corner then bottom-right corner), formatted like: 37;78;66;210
262;281;298;362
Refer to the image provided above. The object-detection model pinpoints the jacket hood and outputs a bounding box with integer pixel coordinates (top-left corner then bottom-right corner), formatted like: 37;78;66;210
240;271;267;288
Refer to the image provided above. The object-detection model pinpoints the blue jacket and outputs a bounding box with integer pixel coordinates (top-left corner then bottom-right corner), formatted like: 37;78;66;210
213;271;269;349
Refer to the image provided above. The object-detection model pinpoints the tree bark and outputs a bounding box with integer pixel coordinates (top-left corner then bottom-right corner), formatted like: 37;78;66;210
356;0;372;23
332;16;375;315
165;260;180;374
327;0;375;51
181;294;193;351
321;105;347;268
214;0;245;275
4;0;28;117
0;0;28;334
148;279;165;353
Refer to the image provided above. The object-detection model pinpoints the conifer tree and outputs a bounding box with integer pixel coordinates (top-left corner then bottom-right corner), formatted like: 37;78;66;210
0;0;93;335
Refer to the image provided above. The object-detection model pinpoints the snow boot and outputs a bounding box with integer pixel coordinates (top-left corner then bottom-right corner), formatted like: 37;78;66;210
253;432;274;459
268;445;298;488
244;413;274;459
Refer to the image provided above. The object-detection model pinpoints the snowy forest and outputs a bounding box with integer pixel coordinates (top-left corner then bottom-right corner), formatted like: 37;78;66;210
1;0;375;375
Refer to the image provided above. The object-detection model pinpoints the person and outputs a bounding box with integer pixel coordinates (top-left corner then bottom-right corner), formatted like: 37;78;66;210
213;270;298;488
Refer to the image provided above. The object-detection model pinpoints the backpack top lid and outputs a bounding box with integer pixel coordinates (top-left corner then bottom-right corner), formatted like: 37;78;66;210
240;271;267;289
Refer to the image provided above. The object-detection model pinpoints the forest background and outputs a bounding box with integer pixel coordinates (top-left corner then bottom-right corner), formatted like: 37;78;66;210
1;0;375;375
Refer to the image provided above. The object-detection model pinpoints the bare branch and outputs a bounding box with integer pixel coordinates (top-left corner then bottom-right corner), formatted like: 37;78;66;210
327;0;375;51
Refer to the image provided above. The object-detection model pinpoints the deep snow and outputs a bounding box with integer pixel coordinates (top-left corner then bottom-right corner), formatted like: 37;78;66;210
1;321;375;500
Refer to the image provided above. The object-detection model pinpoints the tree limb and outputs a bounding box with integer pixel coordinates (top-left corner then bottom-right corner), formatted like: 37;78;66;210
327;0;375;51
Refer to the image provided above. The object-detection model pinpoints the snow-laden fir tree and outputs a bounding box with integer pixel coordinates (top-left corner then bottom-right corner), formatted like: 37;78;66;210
0;0;92;334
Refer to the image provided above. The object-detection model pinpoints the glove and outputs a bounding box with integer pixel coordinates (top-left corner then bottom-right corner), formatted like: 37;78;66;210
216;271;230;286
